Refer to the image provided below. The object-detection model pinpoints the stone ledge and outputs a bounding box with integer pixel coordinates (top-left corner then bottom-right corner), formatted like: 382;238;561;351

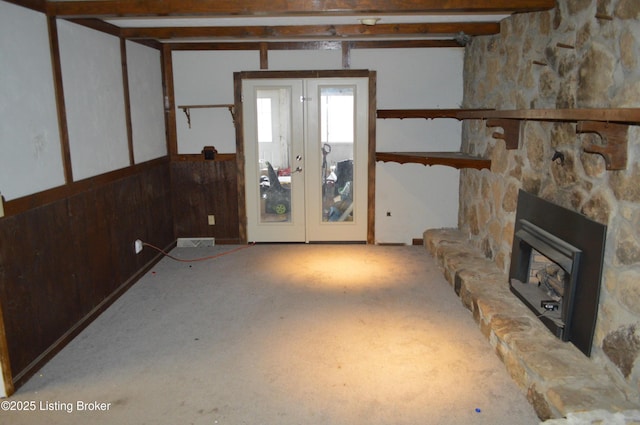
423;228;640;421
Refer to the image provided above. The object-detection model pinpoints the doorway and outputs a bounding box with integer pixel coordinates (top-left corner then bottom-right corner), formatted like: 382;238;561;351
237;72;374;243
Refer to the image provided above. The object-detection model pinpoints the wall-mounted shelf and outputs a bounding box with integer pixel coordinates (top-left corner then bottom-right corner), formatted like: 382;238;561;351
376;108;493;170
376;107;640;171
177;104;235;128
377;152;491;170
457;108;640;170
377;108;493;120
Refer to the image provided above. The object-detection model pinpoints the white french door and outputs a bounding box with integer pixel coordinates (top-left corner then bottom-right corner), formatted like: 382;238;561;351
242;77;369;242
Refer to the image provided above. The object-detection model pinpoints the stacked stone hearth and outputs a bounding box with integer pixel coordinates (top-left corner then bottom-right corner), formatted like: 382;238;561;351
424;228;639;421
442;0;640;420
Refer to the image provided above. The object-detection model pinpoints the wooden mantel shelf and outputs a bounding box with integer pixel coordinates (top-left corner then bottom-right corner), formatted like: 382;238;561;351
456;108;640;123
376;152;490;170
377;107;640;124
457;108;640;170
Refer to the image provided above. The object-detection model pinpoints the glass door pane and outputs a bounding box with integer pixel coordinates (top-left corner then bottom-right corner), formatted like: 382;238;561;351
319;87;355;222
243;77;367;243
243;79;305;242
305;78;368;242
257;88;292;223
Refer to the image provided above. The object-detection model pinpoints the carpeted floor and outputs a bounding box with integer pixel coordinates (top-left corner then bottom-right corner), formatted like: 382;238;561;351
3;244;541;424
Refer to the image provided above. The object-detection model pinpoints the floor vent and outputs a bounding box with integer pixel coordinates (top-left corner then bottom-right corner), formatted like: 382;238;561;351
177;238;215;248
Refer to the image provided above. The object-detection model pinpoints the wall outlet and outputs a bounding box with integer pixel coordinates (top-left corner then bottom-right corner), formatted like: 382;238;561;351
208;215;215;225
134;239;143;254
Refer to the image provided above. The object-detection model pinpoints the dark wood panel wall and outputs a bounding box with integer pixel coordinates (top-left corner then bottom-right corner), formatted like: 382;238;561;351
164;41;240;244
171;158;240;244
0;161;174;388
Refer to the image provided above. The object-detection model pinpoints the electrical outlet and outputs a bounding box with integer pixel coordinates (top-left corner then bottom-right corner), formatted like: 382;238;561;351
208;215;215;225
134;239;143;254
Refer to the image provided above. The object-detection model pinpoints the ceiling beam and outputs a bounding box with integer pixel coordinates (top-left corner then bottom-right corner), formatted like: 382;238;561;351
120;22;500;41
166;39;462;51
48;0;556;18
3;0;46;13
68;18;121;37
67;19;164;49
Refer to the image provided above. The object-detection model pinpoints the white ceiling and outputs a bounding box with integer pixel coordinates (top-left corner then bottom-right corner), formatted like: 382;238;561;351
100;14;510;43
41;0;558;45
104;14;510;28
44;0;555;45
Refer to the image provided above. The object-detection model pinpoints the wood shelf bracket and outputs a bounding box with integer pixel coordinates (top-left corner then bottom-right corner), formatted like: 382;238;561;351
181;107;192;128
576;121;629;170
486;118;522;149
178;104;235;129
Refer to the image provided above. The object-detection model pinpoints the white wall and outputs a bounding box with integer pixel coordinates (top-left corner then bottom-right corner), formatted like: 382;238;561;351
173;47;463;244
0;1;65;201
352;48;463;243
269;49;342;70
57;19;130;181
0;5;167;203
126;41;167;163
173;51;257;154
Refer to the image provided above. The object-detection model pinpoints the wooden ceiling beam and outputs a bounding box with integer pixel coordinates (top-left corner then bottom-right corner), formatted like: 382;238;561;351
3;0;47;13
120;22;500;40
68;18;122;37
66;18;163;49
48;0;555;18
166;39;461;51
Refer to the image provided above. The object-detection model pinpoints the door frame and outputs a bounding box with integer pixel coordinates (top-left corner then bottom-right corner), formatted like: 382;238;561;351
234;69;377;244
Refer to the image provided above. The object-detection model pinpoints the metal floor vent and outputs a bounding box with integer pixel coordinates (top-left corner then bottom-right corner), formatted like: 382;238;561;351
177;238;215;248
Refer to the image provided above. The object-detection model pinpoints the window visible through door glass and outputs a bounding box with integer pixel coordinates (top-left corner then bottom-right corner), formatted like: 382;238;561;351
256;88;292;223
319;87;354;223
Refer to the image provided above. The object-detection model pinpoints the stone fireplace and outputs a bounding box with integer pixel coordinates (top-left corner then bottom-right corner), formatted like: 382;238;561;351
509;190;606;357
455;0;640;417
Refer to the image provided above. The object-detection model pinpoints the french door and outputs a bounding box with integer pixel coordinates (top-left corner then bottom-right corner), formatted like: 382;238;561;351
242;77;369;242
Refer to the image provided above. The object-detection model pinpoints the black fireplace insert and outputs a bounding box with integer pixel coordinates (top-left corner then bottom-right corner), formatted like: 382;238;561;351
509;190;607;357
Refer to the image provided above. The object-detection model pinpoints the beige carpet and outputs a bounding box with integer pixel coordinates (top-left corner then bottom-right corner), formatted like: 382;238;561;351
3;244;541;424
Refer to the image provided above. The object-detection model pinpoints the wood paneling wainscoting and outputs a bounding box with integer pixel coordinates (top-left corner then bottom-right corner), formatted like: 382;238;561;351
0;160;174;389
171;155;241;244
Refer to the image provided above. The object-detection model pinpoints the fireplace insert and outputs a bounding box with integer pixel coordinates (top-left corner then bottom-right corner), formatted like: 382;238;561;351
509;190;607;357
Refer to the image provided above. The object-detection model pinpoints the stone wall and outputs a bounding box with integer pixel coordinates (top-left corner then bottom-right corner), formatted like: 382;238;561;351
460;0;640;400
